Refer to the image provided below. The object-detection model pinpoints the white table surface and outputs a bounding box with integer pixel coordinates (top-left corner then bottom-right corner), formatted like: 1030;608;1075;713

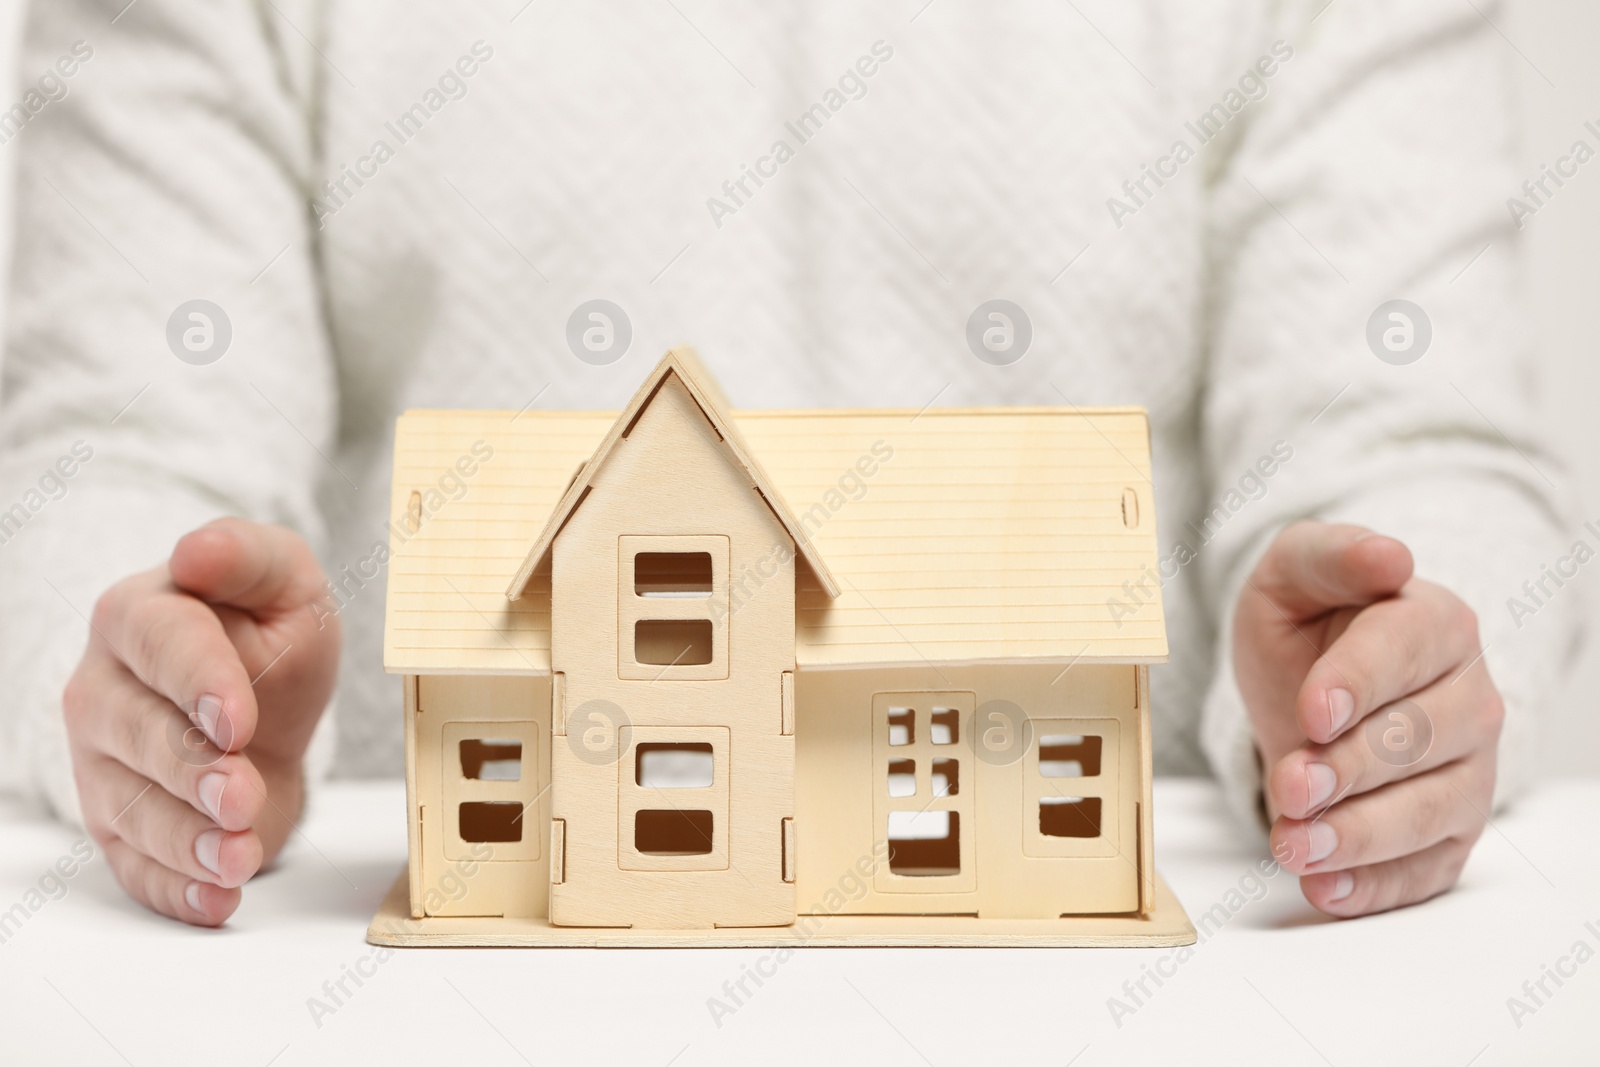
1;777;1593;1065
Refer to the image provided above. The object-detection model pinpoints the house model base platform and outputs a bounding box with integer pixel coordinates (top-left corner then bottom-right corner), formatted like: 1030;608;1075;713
377;346;1193;948
367;869;1195;948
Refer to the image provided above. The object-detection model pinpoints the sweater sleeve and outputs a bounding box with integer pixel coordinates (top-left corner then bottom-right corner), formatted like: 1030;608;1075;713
0;0;339;821
1195;0;1583;831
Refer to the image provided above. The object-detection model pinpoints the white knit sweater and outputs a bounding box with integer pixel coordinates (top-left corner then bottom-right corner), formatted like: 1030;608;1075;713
0;0;1579;833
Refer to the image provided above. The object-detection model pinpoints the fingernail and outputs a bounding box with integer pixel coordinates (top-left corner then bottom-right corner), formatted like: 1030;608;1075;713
195;694;224;746
1328;871;1355;902
1308;821;1338;864
1327;688;1355;735
195;828;224;877
197;773;229;822
1305;762;1337;809
184;882;204;913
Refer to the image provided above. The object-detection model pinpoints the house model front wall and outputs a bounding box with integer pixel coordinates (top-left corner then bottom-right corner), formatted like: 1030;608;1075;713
546;375;799;929
404;660;1148;923
792;663;1149;919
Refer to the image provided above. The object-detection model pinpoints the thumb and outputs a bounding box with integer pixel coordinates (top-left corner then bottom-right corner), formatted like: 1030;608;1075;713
168;518;328;616
1252;521;1413;621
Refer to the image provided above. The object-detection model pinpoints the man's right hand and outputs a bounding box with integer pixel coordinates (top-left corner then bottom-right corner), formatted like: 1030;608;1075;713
63;518;340;925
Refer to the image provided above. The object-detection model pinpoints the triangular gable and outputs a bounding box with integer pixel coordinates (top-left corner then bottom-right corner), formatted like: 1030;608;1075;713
505;345;840;601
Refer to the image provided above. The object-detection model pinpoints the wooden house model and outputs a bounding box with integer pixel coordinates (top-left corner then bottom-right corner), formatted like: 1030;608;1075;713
370;347;1193;947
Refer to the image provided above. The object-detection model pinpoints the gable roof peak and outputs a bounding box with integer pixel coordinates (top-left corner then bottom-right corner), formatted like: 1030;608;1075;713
505;345;840;601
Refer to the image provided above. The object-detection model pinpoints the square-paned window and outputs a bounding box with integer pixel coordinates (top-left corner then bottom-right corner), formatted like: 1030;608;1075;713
442;720;541;863
619;536;729;680
1023;718;1118;860
872;692;977;893
618;726;730;872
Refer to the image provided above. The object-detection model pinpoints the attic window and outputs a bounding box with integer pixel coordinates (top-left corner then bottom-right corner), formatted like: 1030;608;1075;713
635;552;713;597
619;536;729;680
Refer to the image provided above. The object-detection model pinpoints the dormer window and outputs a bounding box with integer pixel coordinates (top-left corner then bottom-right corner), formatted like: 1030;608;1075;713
634;552;713;596
618;535;730;680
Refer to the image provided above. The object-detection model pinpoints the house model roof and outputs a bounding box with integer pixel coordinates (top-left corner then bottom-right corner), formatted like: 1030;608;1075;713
382;352;1168;675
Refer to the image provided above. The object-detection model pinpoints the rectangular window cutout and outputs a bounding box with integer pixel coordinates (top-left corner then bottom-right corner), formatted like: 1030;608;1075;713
887;810;960;876
459;739;522;782
1040;796;1102;838
930;707;959;745
887;759;916;798
459;801;524;843
931;758;959;797
634;619;714;666
634;809;715;856
887;707;914;747
636;743;714;789
634;552;713;597
1039;734;1102;778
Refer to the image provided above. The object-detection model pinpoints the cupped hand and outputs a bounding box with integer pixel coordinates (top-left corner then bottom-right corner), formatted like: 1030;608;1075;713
63;518;340;925
1234;521;1503;917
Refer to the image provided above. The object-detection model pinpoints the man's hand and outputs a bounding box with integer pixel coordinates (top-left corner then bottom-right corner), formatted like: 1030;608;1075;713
1234;521;1503;918
63;519;339;926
